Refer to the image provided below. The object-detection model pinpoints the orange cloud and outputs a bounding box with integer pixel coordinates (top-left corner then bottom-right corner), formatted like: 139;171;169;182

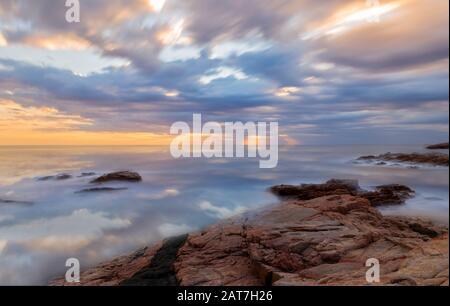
0;99;93;130
23;34;91;50
303;0;403;39
0;130;173;146
0;100;172;145
0;32;7;46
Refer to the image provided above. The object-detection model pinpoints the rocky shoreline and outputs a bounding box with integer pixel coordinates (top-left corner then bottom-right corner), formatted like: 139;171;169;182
427;143;449;150
355;143;449;168
356;152;449;167
50;179;449;286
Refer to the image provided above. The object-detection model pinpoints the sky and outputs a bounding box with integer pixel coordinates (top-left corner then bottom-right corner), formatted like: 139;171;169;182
0;0;448;145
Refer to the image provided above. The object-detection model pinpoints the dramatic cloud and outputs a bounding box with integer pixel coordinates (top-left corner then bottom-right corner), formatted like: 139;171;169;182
0;0;448;144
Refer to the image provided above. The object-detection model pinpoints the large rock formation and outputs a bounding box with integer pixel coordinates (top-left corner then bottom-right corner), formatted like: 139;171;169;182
174;195;447;286
50;190;448;286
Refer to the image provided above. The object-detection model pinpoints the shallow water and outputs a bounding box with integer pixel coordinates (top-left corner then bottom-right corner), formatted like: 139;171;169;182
0;145;448;285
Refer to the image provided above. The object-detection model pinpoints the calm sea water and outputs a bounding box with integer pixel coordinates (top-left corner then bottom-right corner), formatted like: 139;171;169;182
0;145;448;285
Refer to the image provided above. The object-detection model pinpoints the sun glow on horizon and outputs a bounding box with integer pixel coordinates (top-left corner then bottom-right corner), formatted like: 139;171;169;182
0;100;172;145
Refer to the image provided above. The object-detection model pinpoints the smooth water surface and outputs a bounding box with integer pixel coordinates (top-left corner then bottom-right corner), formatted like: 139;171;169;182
0;145;448;285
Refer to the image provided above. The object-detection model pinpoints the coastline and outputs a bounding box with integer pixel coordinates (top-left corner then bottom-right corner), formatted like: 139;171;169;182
50;180;449;286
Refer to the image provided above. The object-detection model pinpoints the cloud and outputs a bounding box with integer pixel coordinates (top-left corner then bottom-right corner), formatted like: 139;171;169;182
313;0;449;71
0;99;92;130
0;0;447;145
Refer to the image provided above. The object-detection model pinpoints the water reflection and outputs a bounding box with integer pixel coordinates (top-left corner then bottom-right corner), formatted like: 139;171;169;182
0;145;448;285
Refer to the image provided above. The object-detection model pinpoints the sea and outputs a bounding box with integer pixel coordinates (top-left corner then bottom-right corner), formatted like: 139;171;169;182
0;145;448;285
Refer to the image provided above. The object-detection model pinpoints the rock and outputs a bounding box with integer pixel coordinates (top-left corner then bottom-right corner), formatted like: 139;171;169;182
78;172;96;177
75;187;128;193
357;152;448;167
271;180;414;207
120;235;188;286
0;198;33;205
49;242;163;286
51;194;448;286
426;143;449;150
270;179;360;200
175;222;261;286
174;195;448;286
358;184;415;207
38;173;72;181
386;217;442;238
90;171;142;183
358;155;376;160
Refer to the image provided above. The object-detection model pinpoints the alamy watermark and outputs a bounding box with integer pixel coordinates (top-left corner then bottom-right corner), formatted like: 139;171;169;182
366;258;380;283
65;0;383;25
65;257;80;283
65;0;80;23
170;114;279;169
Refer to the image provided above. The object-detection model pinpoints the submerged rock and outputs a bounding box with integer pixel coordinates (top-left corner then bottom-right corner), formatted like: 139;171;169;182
426;143;449;150
357;152;448;167
78;172;96;177
90;171;142;183
270;179;414;207
75;187;128;193
0;198;33;205
37;174;72;181
50;194;448;286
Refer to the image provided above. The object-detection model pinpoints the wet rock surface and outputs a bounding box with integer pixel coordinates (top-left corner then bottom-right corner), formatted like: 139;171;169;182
90;171;142;183
120;235;188;286
50;191;448;286
271;180;414;207
357;152;449;167
426;143;449;150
